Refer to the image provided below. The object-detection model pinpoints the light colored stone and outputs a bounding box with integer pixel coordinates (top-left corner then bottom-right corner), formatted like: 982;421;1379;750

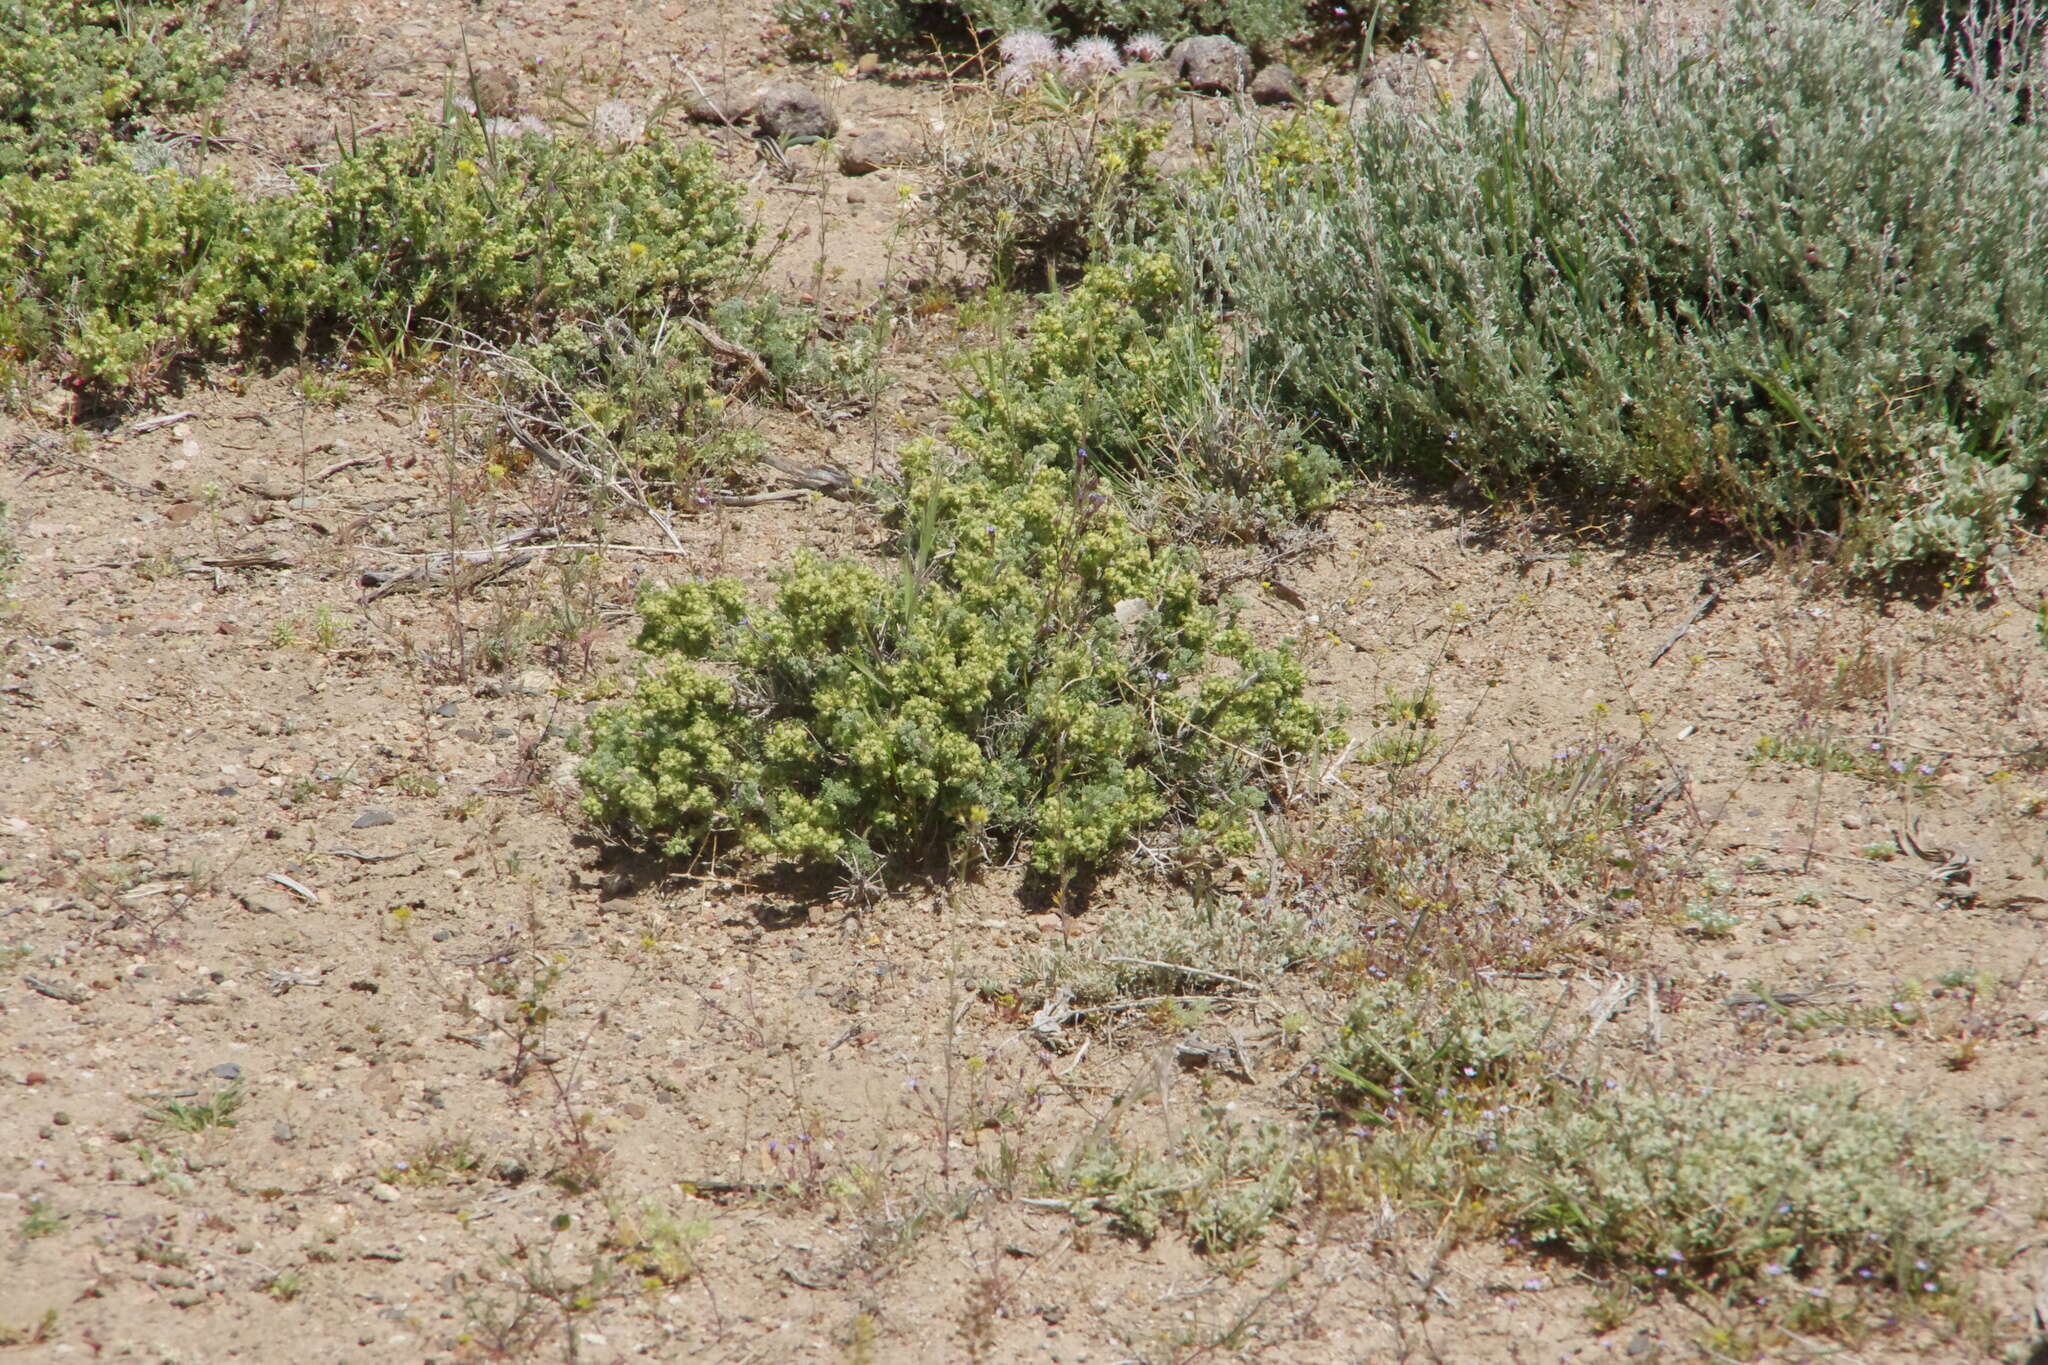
752;84;838;143
1249;63;1304;105
1170;35;1250;94
467;65;520;117
684;89;753;124
838;128;913;176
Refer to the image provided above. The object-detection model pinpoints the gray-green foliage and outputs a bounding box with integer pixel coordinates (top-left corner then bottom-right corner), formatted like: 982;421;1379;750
1061;1109;1302;1254
1909;0;2048;114
1322;979;1554;1121
1197;0;2048;571
1326;745;1657;972
1316;981;1988;1298
0;0;229;175
932;106;1171;288
1487;1086;1988;1291
1031;892;1329;1004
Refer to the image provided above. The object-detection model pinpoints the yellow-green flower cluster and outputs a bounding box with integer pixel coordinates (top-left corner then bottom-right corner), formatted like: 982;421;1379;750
580;460;1330;878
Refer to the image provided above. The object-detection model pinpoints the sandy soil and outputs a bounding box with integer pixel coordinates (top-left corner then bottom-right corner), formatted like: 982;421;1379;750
4;2;2047;1362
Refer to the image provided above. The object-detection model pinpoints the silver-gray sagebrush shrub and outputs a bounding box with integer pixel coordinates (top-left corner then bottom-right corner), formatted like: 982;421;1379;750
1197;0;2048;573
577;455;1332;883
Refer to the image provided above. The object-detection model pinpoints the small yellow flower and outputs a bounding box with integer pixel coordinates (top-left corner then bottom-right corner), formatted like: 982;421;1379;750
456;158;479;175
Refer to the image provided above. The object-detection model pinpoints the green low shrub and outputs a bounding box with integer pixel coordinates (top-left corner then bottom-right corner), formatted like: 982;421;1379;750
0;0;230;175
577;456;1331;882
0;119;750;396
955;248;1337;539
1312;981;1985;1304
304;122;747;346
499;319;728;485
0;160;293;391
707;295;888;406
1486;1086;1988;1292
1197;0;2048;572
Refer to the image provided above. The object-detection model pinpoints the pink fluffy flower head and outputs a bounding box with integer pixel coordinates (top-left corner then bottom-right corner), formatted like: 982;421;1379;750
1122;32;1169;62
998;30;1058;68
1061;36;1124;83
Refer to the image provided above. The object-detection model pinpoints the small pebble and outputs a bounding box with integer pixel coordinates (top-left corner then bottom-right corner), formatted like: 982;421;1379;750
353;808;397;830
273;1122;296;1144
52;1111;71;1126
371;1181;402;1203
209;1062;243;1081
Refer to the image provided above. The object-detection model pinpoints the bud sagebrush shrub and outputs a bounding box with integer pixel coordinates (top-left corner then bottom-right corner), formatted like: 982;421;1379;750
1202;0;2048;573
0;120;749;397
304;122;749;345
578;458;1331;880
0;161;299;391
956;248;1337;538
0;0;229;175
